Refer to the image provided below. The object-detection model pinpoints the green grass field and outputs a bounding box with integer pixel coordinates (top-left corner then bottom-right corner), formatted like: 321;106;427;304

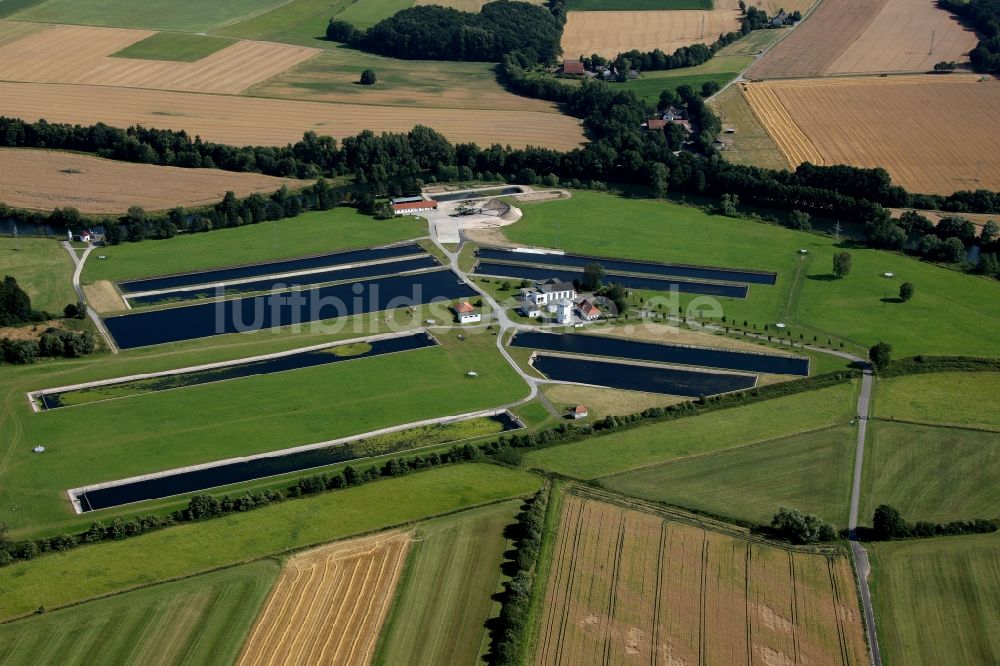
214;0;354;43
373;500;518;665
9;330;525;534
860;422;1000;525
110;32;235;62
503;191;1000;357
874;372;1000;431
522;380;856;479
868;532;1000;665
81;208;424;285
0;464;541;621
334;0;414;28
601;425;855;526
0;238;77;314
617;71;740;104
0;560;277;664
565;0;710;9
10;0;288;31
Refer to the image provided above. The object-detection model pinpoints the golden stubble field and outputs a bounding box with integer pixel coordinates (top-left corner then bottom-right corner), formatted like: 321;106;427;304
741;76;1000;194
536;491;868;666
0;24;318;94
561;10;741;59
0;148;308;213
0;82;586;150
238;531;411;666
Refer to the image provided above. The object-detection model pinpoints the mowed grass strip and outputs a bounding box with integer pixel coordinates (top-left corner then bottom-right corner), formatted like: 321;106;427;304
522;381;856;479
860;422;1000;525
0;237;77;314
110;31;236;62
602;425;855;525
868;532;1000;665
0;560;279;665
9;0;288;31
214;0;355;44
0;464;542;621
81;207;425;284
873;371;1000;431
372;500;518;665
504;191;1000;356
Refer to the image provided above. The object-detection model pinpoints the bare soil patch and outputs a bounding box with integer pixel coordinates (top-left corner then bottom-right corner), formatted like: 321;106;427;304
0;148;308;213
238;530;411;666
0;320;66;342
742;76;1000;195
561;9;741;59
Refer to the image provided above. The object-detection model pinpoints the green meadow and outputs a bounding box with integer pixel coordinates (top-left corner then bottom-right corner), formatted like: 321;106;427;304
110;32;235;62
10;0;288;31
873;371;1000;431
0;238;77;313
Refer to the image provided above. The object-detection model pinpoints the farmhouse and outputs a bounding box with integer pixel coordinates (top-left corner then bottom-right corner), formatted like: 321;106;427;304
454;301;481;324
577;299;601;321
561;60;585;75
392;200;438;214
525;279;577;307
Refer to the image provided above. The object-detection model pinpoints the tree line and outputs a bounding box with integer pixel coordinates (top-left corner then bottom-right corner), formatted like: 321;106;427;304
939;0;1000;73
870;504;998;541
0;275;95;364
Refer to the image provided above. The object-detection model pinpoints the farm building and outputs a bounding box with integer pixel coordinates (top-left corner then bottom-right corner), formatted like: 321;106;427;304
392;200;438;214
572;405;589;419
646;119;668;131
454;301;481;324
561;60;585;75
577;299;601;321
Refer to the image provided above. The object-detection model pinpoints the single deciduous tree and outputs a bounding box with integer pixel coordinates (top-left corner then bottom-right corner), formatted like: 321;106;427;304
360;69;377;85
869;341;892;371
832;251;852;278
581;262;605;291
873;504;909;540
898;282;914;302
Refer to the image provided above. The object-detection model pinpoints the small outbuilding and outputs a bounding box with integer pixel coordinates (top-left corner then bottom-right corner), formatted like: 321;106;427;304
577;299;601;321
561;60;585;75
571;405;589;419
556;298;574;325
519;298;542;318
454;300;481;324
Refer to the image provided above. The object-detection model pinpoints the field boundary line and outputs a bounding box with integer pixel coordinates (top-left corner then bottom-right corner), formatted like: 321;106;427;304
651;520;666;666
744;543;753;666
698;530;708;666
601;510;627;666
867;416;1000;435
788;551;801;664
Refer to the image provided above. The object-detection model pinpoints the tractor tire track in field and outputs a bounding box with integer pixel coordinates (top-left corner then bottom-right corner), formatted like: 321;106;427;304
601;512;627;666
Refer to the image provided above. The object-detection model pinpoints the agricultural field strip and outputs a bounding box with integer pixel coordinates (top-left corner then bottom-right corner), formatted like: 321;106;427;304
536;487;867;666
124;257;440;308
28;330;433;412
121;251;430;299
67;405;521;514
237;531;411;666
0;24;320;95
561;9;742;59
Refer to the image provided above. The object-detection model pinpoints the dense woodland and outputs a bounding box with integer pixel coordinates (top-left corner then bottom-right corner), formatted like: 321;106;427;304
940;0;1000;72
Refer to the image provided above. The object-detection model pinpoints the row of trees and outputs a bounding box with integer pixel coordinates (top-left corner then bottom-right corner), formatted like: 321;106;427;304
1;329;96;365
871;504;998;541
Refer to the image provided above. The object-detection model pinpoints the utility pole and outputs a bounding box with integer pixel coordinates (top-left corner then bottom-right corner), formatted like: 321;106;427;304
834;220;841;243
929;30;935;56
976;160;982;183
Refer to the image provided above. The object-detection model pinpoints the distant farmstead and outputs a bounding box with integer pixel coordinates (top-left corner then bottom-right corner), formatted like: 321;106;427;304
392;199;438;214
562;60;585;75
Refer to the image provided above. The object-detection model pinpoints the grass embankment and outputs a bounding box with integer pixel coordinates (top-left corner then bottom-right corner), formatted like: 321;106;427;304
504;191;1000;357
873;371;1000;431
110;32;235;61
10;330;525;534
0;238;76;313
602;425;855;526
0;561;278;664
860;422;1000;525
0;464;542;621
81;207;425;285
868;532;1000;665
523;380;856;478
373;500;519;665
10;0;287;31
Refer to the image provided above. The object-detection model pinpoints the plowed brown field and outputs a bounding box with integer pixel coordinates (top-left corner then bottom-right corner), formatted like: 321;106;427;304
238;531;411;666
741;76;1000;194
0;82;586;150
0;148;307;213
0;24;318;94
561;10;741;59
536;490;868;666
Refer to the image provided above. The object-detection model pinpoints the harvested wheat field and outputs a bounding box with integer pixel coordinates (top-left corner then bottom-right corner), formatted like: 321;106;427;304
0;148;308;213
535;489;868;666
828;0;978;75
890;208;1000;232
238;531;411;666
0;82;586;150
746;0;887;79
718;0;815;12
0;24;318;95
561;10;741;59
742;76;1000;194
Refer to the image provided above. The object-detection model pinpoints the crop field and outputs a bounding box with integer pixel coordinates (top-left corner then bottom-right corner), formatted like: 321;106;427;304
0;561;279;665
861;422;1000;525
0;24;319;94
741;76;1000;194
828;0;977;75
374;500;519;665
746;0;886;79
535;491;869;665
560;9;740;59
523;381;856;479
111;31;235;61
709;84;789;170
83;208;424;285
868;532;1000;665
0;148;308;214
873;371;1000;431
8;0;289;31
504;192;1000;357
247;48;559;113
602;425;855;525
0;81;586;150
0;464;542;619
565;0;710;10
0;237;76;313
414;0;543;10
239;531;411;666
